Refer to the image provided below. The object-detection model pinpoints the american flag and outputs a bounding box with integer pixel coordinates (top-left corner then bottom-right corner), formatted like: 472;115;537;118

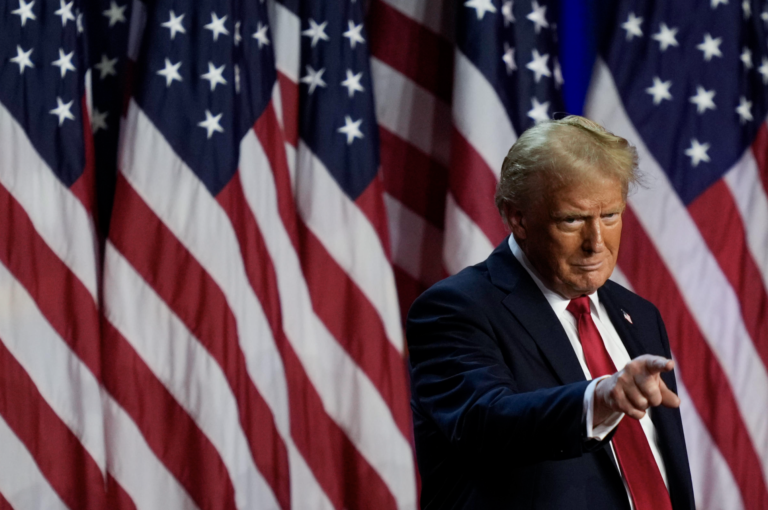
2;0;767;508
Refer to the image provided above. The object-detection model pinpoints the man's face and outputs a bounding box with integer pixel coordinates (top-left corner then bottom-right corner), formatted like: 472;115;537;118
510;173;625;299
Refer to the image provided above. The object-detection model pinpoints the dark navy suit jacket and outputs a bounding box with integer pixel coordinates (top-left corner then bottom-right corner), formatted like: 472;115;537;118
407;239;695;509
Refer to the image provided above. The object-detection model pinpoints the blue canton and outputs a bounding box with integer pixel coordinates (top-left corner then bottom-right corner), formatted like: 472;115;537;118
602;0;768;205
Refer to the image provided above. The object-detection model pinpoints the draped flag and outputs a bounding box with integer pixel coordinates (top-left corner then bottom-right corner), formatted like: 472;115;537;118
102;0;416;507
585;2;768;509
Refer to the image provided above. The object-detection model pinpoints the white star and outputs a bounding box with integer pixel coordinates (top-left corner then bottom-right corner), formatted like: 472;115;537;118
689;86;716;114
651;23;678;51
502;0;515;26
759;57;768;83
338;115;364;145
12;0;36;27
51;48;76;78
743;0;751;18
621;12;643;40
736;96;753;123
201;62;227;91
204;13;229;41
49;97;75;126
302;19;329;47
697;33;723;61
10;45;34;74
343;20;365;49
234;21;242;46
553;58;563;87
527;97;550;124
527;1;549;33
741;47;753;69
502;43;516;74
526;49;551;82
198;110;224;139
156;58;182;86
91;108;108;133
645;77;672;105
762;8;768;25
340;69;365;98
252;22;270;48
464;0;496;20
711;0;728;7
55;0;75;27
76;10;83;33
161;11;186;40
102;1;126;27
685;139;711;167
300;65;327;94
94;54;117;79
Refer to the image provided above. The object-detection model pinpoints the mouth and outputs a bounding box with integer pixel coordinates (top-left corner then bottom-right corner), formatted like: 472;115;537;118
573;261;603;271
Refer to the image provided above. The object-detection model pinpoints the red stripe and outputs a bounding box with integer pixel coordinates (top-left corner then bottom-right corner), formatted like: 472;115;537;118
379;127;448;229
688;180;768;369
110;173;291;510
69;97;97;220
750;122;768;196
253;105;413;438
277;71;299;148
355;176;392;260
392;264;429;333
368;0;453;104
101;318;238;510
0;338;108;510
0;181;100;379
619;207;768;510
449;128;508;245
217;173;399;510
0;492;11;510
106;180;239;510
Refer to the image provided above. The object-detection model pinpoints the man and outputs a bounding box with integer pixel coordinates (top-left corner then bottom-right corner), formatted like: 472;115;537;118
407;116;695;509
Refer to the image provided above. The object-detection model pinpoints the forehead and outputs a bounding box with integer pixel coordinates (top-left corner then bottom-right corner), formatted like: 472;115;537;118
544;174;625;212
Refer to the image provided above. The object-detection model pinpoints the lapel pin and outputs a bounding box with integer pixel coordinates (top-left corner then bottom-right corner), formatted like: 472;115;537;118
622;309;633;324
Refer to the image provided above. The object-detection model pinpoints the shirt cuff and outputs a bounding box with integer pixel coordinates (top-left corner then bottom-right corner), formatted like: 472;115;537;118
583;375;624;440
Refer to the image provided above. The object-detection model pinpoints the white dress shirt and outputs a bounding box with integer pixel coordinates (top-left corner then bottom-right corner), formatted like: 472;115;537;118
508;237;668;508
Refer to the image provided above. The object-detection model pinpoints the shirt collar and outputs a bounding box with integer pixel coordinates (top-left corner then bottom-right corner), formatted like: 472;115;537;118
507;236;602;320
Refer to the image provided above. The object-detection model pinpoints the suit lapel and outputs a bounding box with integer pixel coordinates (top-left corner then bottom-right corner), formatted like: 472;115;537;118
598;283;664;359
486;239;587;386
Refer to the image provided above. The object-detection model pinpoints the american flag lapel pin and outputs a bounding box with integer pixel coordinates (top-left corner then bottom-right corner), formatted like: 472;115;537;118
622;309;633;324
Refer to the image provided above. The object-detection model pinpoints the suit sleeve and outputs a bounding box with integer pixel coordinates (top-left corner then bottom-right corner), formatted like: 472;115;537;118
407;284;609;466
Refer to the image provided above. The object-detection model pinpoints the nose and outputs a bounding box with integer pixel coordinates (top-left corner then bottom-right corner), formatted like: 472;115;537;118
582;218;604;253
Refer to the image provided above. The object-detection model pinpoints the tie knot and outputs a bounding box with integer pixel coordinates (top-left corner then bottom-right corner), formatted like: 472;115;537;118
566;296;591;317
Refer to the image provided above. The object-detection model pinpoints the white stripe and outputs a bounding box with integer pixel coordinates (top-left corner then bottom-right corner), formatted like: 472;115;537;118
442;193;495;275
103;393;200;510
676;376;746;510
452;49;517;179
242;132;417;509
723;149;768;291
0;101;98;301
586;59;768;486
116;103;342;510
119;101;292;440
270;1;301;83
295;142;405;353
378;0;449;36
609;264;633;291
0;260;106;474
103;244;280;510
0;415;68;510
370;57;452;167
384;192;444;285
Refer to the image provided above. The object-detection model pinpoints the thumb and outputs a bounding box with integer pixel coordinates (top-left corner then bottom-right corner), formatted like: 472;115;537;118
643;355;674;374
659;378;681;408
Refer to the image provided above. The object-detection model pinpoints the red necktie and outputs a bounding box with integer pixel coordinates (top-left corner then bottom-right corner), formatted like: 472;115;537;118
567;296;673;510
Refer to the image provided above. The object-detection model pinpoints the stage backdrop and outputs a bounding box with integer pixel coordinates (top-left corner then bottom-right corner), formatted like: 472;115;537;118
0;0;765;508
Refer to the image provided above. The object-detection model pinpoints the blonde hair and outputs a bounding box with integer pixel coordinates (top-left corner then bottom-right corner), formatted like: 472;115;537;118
494;116;639;223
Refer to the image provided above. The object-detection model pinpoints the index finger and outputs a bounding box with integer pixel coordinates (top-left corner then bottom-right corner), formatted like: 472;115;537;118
643;356;675;374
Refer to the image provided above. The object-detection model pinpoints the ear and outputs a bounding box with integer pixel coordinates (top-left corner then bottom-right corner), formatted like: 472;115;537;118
506;205;528;240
